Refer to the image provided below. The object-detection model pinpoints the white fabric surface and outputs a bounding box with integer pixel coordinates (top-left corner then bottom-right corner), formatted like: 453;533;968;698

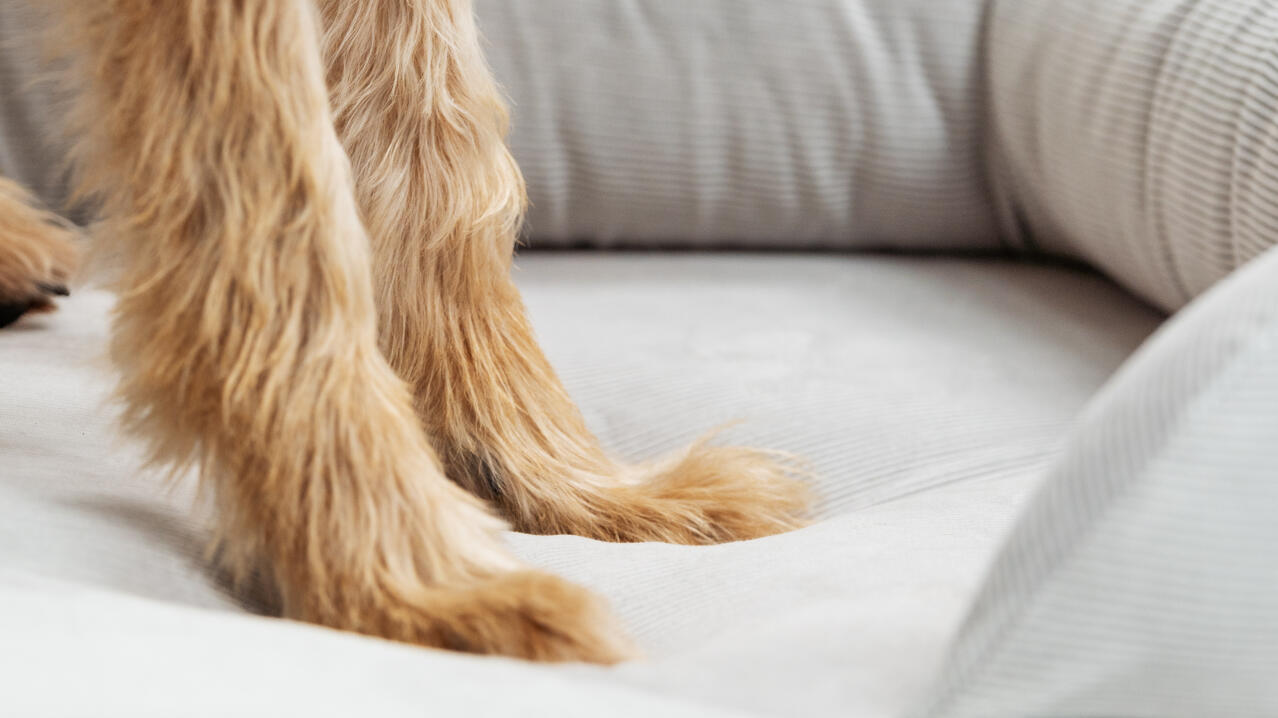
923;245;1278;717
0;254;1163;717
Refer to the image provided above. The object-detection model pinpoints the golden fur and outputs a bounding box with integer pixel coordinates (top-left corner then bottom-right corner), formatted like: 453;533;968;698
319;0;810;544
0;178;78;326
0;0;811;662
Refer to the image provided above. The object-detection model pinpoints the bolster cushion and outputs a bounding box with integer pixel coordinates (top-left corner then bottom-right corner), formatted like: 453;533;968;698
986;0;1278;311
476;0;1000;249
922;242;1278;717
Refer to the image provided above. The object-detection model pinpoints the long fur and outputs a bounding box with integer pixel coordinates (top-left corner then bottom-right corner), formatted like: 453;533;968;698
319;0;812;544
0;177;78;326
43;0;629;663
0;0;811;662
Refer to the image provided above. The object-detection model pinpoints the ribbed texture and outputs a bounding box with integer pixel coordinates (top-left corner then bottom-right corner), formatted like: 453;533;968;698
987;0;1278;312
474;0;1000;249
515;256;1159;520
1;0;1002;250
922;6;1278;710
921;243;1278;715
0;2;70;213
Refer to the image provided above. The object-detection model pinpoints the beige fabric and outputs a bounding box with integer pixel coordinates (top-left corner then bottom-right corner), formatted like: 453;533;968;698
0;254;1162;717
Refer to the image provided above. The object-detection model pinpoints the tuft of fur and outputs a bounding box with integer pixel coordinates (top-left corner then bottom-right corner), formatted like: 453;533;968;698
319;0;813;544
377;571;633;663
0;177;78;327
48;0;632;663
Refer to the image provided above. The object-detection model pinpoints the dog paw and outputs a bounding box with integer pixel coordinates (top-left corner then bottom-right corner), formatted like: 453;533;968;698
615;440;814;544
497;438;813;545
429;571;636;663
383;571;636;664
0;221;79;329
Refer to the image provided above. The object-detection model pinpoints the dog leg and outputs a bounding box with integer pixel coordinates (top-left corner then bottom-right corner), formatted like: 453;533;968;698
0;178;77;327
320;0;811;543
56;0;630;662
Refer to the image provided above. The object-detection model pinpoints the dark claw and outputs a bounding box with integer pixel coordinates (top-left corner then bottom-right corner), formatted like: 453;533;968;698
0;301;31;329
36;281;70;297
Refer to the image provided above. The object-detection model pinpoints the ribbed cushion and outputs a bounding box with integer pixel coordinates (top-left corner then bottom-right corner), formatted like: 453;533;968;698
987;0;1278;311
476;0;999;249
3;0;1000;250
921;245;1278;717
0;2;69;212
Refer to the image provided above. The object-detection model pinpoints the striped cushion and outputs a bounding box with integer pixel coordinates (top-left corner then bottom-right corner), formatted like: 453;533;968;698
476;0;1000;250
0;2;68;214
5;0;1001;251
923;242;1278;717
919;4;1278;712
987;0;1278;312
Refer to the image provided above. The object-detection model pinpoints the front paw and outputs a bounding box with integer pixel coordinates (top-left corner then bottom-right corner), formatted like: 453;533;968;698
621;440;814;544
0;223;79;328
330;571;636;664
421;571;637;663
512;439;814;545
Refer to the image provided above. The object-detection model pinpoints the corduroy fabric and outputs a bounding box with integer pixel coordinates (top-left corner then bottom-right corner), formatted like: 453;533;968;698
0;1;70;213
986;0;1278;311
921;243;1278;718
476;0;1001;250
0;0;1004;251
